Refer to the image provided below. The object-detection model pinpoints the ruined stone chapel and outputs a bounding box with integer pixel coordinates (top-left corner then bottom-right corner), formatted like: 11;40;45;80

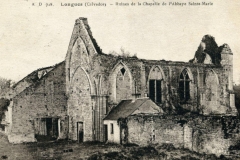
2;17;239;155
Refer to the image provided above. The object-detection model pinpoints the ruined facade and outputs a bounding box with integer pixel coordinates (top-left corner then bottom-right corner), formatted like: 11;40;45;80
1;17;239;155
6;62;68;143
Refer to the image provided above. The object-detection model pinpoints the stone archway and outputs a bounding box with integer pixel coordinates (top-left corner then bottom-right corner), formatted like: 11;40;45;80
68;67;92;141
147;65;165;104
109;62;133;103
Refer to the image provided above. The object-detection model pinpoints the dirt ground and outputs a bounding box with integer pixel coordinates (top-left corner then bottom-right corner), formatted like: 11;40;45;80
0;133;238;160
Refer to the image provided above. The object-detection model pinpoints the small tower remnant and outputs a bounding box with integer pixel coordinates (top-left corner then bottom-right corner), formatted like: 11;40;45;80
220;44;237;115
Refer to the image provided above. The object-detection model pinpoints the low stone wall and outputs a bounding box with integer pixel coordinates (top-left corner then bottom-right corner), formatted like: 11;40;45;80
127;115;240;156
128;116;184;147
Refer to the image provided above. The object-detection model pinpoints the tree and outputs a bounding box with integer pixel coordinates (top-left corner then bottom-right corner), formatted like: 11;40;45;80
109;47;137;58
0;77;12;129
0;77;14;97
0;98;10;129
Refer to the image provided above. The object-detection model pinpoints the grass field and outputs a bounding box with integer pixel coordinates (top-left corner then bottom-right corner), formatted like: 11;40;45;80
0;133;237;160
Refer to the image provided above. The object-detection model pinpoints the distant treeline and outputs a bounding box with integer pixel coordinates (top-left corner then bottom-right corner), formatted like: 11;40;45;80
0;77;15;97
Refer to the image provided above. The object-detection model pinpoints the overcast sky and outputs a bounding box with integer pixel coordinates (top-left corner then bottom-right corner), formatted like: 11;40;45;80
0;0;240;83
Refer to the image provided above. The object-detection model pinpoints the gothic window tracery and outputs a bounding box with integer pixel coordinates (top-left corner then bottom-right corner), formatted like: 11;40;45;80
179;69;190;103
149;66;163;104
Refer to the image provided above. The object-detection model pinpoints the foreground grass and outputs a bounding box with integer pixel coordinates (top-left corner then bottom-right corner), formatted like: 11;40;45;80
0;133;238;160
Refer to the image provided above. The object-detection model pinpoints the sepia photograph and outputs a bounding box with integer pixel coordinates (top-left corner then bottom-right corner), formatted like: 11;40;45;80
0;0;240;159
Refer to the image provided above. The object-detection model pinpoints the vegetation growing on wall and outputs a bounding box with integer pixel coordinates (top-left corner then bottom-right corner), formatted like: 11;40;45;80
189;35;221;64
0;98;10;129
0;77;12;129
109;47;137;58
0;77;14;97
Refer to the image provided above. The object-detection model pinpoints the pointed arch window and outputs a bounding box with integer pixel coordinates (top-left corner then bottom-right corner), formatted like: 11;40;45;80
179;69;190;103
149;66;163;104
205;70;218;102
149;80;162;103
115;65;132;102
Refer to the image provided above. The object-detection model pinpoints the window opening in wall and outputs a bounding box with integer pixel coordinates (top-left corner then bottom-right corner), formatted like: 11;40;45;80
149;80;162;103
110;123;114;134
179;69;190;103
120;68;126;76
115;65;132;102
77;122;84;143
104;124;108;142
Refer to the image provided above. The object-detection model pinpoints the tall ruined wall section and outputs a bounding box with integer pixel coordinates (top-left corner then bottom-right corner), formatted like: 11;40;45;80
95;56;199;113
143;61;199;113
65;18;108;141
219;44;236;114
100;55;235;115
65;18;149;142
127;115;240;156
189;35;237;115
9;62;68;143
95;53;236;116
197;44;237;115
200;66;236;115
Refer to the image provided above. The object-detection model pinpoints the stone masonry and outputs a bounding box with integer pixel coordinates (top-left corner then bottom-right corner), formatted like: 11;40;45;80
3;17;238;155
9;62;68;143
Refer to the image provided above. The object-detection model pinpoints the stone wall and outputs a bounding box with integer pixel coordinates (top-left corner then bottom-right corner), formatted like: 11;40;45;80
127;115;184;147
66;18;100;141
10;62;68;143
66;46;236;142
127;115;240;156
89;53;237;143
64;17;237;143
4;17;237;147
100;54;236;115
11;67;54;98
67;67;93;141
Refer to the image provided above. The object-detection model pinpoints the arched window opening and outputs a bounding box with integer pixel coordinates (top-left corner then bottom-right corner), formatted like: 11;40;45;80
149;66;163;104
149;79;162;103
179;69;190;103
115;66;132;102
205;70;218;102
